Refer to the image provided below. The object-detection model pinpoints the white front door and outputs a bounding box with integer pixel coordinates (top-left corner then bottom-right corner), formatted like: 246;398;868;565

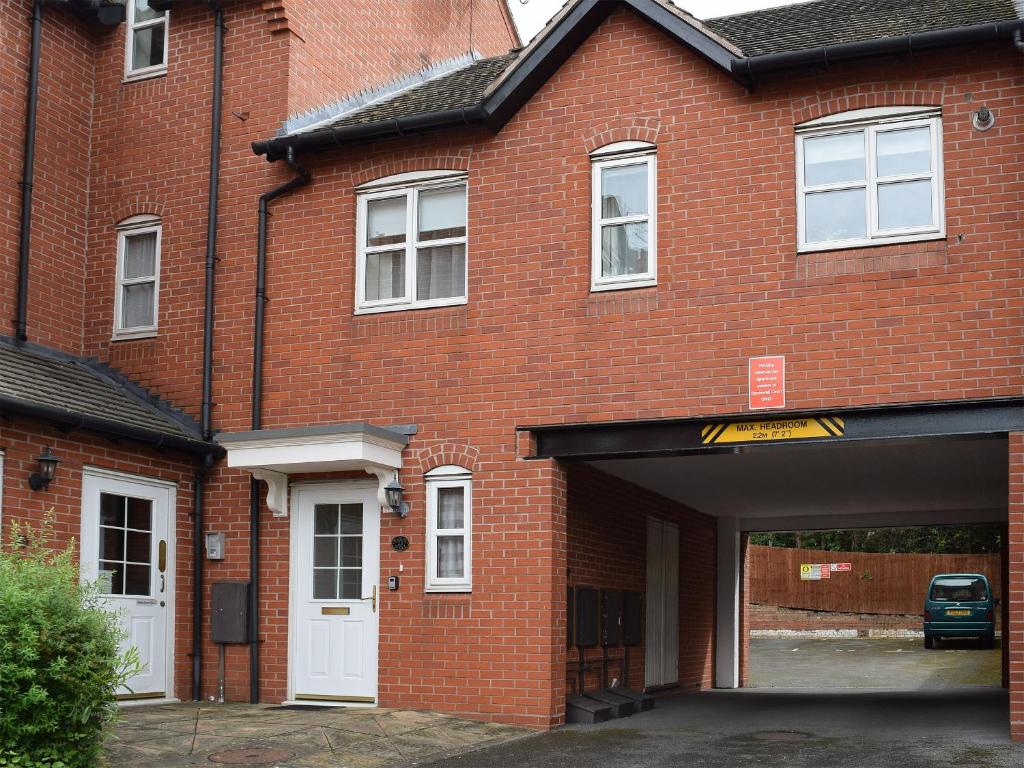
291;485;380;702
645;517;679;689
80;469;175;699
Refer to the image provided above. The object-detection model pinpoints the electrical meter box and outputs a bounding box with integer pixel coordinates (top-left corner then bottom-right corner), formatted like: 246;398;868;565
211;581;249;644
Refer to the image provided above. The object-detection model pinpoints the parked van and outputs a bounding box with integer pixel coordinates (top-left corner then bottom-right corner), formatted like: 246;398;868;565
923;573;996;649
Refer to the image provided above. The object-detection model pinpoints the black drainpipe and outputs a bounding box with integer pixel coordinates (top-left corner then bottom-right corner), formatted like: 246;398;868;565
192;0;225;703
249;146;311;703
15;0;43;343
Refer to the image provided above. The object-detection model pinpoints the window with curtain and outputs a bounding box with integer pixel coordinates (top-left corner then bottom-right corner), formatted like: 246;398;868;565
357;173;467;313
425;465;472;592
114;216;161;338
126;0;169;79
796;107;944;252
591;142;657;291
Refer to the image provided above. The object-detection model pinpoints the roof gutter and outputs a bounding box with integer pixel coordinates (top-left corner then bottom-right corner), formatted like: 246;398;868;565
733;20;1024;81
0;395;223;458
253;105;486;160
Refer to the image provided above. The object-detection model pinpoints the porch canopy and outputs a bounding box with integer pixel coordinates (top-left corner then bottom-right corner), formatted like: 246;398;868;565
215;423;410;516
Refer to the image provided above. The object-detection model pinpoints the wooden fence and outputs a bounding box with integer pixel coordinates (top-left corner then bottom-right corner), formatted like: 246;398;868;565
747;545;1002;615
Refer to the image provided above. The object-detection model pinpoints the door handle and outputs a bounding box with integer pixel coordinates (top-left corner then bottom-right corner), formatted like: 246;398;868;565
362;584;377;613
159;574;165;594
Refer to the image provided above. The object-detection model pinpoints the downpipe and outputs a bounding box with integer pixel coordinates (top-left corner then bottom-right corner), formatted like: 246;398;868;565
15;0;43;343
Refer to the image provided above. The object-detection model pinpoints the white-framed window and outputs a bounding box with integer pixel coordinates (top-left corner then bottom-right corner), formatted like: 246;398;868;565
591;141;657;291
125;0;168;81
355;171;468;314
425;465;472;593
796;107;945;252
113;215;161;339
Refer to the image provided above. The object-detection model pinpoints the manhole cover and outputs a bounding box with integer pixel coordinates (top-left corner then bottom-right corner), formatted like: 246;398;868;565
209;747;295;765
751;731;811;742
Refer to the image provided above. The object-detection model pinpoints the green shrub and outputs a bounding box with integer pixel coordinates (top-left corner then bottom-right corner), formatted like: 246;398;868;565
0;521;139;768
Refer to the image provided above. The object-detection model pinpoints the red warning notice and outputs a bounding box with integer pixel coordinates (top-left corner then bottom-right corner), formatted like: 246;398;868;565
749;356;785;410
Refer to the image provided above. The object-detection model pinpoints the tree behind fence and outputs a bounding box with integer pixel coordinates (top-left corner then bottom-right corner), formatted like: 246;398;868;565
748;545;1002;615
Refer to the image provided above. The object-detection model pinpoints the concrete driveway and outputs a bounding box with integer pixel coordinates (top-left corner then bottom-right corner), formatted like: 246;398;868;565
749;636;1002;688
427;688;1023;768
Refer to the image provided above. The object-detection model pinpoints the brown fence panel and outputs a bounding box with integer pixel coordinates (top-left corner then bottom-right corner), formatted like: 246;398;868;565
748;545;1001;615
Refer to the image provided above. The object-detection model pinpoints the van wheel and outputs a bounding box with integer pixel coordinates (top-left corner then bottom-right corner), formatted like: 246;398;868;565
981;632;995;650
924;634;935;649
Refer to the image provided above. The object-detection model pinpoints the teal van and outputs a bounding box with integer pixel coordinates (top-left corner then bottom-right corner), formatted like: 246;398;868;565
923;573;996;649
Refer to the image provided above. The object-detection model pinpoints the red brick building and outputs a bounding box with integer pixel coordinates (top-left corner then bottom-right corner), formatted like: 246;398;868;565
3;0;1024;740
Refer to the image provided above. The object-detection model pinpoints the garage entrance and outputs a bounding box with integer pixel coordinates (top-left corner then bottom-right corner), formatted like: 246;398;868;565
528;398;1022;737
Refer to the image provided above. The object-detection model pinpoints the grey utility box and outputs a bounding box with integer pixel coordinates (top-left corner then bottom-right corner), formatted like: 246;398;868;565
211;582;249;644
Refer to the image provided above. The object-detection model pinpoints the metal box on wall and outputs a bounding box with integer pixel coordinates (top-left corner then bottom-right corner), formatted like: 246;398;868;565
575;586;599;648
601;589;623;646
211;581;249;644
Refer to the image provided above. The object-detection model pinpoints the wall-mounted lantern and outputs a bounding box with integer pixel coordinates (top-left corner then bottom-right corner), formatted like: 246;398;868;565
27;446;60;491
384;474;409;518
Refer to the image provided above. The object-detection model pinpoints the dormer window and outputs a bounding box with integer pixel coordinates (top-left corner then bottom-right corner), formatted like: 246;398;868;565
125;0;168;80
591;141;657;291
796;107;944;252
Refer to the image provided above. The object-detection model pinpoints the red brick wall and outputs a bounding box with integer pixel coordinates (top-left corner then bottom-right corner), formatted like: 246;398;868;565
0;3;96;354
566;463;716;696
0;416;198;701
1009;433;1023;740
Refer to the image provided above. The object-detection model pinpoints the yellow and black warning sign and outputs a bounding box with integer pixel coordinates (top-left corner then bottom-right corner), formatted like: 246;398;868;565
701;416;845;445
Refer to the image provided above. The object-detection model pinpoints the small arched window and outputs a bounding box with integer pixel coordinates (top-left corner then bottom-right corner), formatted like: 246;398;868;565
113;215;161;339
424;465;472;592
591;141;657;291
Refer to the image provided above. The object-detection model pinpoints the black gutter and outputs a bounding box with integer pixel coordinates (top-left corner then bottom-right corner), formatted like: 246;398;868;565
194;0;225;706
254;106;485;161
0;394;223;458
732;20;1024;80
249;147;311;703
15;0;43;343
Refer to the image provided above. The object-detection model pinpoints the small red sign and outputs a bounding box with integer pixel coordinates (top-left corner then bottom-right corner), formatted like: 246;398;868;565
832;563;852;572
818;564;831;579
749;356;785;410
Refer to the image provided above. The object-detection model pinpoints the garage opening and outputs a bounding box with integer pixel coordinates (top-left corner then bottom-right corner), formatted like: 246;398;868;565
745;523;1005;691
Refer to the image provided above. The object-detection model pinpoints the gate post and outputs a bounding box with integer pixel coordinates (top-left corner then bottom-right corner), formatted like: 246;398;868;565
715;516;741;688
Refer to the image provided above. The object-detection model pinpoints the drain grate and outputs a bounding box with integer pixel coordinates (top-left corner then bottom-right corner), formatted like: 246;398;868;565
208;747;295;765
751;731;812;742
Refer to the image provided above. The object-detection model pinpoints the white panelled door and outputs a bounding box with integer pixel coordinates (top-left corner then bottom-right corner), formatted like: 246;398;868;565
292;485;379;702
645;517;679;689
81;470;174;699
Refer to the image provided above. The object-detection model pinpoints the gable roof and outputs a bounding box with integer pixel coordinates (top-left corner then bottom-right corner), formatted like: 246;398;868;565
253;0;1024;160
0;337;218;456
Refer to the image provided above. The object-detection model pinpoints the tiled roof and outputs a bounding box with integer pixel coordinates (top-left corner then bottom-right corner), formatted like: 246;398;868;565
0;338;205;446
704;0;1023;58
319;52;519;132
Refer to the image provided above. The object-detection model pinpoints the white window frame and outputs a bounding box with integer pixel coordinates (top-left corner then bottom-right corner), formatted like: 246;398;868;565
113;215;161;340
124;0;169;81
591;142;657;292
424;465;472;593
796;107;945;253
355;172;468;314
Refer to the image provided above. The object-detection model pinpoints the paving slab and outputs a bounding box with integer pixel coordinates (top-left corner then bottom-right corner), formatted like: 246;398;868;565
107;703;531;768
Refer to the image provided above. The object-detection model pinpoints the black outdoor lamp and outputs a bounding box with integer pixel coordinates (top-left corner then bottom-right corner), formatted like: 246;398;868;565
28;446;60;491
384;474;409;518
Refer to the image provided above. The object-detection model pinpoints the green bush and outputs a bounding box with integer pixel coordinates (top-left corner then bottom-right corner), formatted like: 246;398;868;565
0;521;138;768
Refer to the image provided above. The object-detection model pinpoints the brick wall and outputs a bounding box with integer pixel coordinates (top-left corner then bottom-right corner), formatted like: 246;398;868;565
566;463;716;696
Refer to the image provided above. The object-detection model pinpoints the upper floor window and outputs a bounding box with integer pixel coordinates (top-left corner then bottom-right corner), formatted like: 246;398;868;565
356;171;467;314
125;0;168;80
591;141;657;291
114;216;161;339
425;465;472;593
796;107;944;252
